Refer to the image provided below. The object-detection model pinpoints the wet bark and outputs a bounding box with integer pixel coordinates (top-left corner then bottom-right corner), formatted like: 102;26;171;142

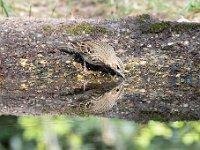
0;15;199;121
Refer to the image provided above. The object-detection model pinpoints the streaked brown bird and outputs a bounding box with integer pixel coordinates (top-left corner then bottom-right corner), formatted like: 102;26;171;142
84;81;124;114
60;40;125;78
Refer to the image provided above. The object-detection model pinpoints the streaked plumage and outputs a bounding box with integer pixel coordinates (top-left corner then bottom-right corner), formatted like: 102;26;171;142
61;40;125;78
84;81;124;113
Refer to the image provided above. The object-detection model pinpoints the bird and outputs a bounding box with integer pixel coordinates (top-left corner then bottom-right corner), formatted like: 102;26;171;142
59;40;125;78
83;81;124;114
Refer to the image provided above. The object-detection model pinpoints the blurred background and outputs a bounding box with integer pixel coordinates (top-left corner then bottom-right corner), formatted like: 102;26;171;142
0;0;200;150
1;116;200;150
0;0;200;21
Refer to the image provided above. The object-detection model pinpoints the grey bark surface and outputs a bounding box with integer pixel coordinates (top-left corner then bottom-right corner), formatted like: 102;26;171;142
0;15;199;122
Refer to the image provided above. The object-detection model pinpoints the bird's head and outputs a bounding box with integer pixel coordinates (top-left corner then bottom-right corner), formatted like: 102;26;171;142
109;57;125;78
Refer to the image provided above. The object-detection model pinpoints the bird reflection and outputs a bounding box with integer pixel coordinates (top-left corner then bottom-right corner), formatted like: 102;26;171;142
81;81;124;114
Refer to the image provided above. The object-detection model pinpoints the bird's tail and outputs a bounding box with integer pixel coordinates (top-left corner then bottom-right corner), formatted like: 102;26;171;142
58;46;74;54
55;42;77;54
56;40;90;54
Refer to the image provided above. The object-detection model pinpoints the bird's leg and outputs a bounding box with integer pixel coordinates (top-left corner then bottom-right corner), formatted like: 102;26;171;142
82;60;89;91
82;80;88;91
83;60;87;72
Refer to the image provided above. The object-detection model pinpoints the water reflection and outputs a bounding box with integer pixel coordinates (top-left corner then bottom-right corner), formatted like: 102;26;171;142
81;81;124;114
0;72;200;121
61;81;124;114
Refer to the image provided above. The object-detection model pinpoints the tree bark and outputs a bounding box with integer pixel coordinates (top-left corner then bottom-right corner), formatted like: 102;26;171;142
0;15;199;121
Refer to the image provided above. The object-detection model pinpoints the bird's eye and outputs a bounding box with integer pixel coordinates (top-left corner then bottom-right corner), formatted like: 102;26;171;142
117;66;120;69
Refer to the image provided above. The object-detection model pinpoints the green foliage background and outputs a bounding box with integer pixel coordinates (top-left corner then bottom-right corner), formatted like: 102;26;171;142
1;116;200;150
0;0;199;20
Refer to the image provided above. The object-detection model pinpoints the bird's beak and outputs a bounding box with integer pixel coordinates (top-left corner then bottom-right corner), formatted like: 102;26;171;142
117;71;125;79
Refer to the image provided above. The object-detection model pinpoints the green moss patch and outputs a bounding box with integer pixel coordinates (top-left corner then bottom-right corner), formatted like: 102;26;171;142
42;22;109;36
171;23;200;32
148;22;170;33
65;22;108;35
136;14;200;33
42;24;52;31
136;15;171;33
139;22;170;33
139;19;200;34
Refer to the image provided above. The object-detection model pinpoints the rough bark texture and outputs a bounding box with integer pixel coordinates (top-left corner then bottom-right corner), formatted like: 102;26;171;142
0;15;199;122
